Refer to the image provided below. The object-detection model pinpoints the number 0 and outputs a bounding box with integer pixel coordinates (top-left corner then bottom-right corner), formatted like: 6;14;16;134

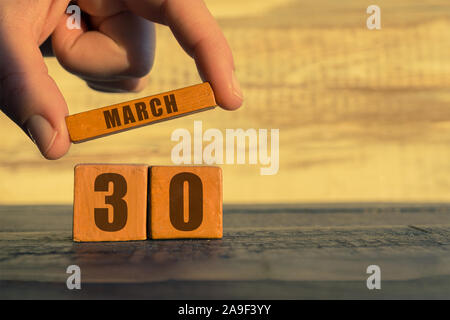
94;173;128;232
169;172;203;231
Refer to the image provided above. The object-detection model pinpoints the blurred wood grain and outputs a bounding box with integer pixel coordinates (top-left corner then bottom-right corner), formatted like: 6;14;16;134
0;0;449;204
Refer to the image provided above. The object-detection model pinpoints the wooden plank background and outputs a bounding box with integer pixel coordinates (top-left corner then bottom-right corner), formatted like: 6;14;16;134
1;204;450;299
0;0;449;204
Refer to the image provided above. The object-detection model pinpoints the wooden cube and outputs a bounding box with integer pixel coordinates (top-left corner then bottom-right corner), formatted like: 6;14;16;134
73;164;148;242
149;166;223;239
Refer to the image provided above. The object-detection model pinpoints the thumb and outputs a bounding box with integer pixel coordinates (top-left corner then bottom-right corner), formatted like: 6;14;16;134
0;33;70;160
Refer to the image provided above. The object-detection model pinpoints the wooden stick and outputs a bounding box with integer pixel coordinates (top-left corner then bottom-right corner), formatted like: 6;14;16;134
66;82;217;143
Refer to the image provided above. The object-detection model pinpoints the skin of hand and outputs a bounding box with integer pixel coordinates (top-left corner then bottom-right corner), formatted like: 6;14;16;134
0;0;243;160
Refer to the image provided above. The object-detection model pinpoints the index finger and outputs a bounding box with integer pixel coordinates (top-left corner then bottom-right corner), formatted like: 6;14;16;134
125;0;243;110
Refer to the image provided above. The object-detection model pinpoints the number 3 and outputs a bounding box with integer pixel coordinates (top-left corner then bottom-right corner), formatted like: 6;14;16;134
94;173;128;232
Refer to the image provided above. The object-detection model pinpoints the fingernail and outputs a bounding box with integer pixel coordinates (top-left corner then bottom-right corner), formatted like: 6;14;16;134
26;115;57;156
231;71;243;100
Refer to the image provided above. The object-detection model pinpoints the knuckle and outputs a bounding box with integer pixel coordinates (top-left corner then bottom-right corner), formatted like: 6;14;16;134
127;57;154;78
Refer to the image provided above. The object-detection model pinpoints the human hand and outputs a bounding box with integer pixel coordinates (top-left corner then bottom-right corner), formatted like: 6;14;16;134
0;0;243;160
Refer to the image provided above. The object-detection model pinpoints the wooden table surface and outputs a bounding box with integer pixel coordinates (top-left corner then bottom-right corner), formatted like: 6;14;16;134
1;204;450;299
